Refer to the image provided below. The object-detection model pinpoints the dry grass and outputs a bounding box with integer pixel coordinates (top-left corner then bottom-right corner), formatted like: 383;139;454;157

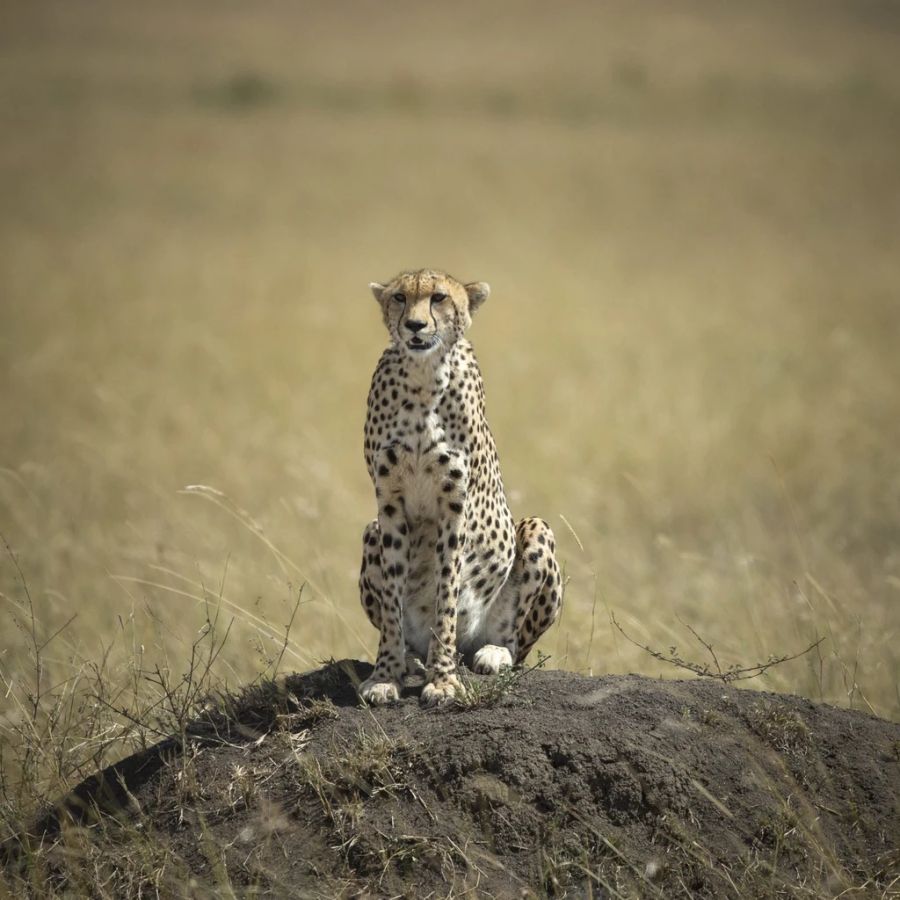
1;0;899;835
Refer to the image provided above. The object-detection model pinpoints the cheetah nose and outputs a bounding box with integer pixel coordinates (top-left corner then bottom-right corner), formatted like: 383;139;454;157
405;319;427;333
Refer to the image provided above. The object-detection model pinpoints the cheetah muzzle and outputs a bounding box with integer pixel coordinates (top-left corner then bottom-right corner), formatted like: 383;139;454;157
358;269;563;706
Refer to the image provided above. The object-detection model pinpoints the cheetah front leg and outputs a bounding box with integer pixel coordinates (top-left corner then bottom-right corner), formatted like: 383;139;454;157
358;453;410;705
359;519;383;632
473;517;563;673
359;519;427;687
420;452;468;707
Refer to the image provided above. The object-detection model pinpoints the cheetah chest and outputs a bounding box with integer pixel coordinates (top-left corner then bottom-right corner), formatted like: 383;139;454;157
398;447;446;527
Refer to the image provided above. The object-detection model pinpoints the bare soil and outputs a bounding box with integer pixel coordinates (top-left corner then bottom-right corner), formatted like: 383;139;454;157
6;662;900;898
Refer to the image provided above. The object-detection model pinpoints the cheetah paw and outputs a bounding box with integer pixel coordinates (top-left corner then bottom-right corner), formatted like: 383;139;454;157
359;677;401;705
420;675;461;707
473;645;513;674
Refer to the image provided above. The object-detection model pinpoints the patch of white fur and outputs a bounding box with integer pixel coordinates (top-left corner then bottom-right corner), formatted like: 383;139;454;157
472;644;513;674
456;583;490;652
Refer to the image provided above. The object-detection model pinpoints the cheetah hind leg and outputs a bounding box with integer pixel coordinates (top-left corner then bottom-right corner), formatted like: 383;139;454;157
472;517;562;674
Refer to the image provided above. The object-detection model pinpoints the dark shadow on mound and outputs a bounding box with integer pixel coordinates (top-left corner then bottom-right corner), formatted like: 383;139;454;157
0;659;371;868
0;737;179;868
282;658;372;708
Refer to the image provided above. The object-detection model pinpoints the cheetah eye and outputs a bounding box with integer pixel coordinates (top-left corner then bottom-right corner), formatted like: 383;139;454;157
392;293;406;303
431;293;447;304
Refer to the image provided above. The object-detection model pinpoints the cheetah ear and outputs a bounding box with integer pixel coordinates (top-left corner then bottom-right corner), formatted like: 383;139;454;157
465;281;490;311
369;282;386;302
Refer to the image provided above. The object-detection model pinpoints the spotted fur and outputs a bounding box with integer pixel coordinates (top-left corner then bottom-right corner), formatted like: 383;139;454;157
358;269;563;706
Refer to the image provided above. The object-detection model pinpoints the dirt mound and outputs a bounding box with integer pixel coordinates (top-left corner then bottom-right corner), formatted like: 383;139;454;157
6;662;900;897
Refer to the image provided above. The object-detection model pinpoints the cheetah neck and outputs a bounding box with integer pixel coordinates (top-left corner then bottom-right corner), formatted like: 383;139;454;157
398;341;457;410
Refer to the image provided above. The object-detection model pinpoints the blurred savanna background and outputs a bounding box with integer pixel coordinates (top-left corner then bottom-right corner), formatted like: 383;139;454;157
1;0;899;796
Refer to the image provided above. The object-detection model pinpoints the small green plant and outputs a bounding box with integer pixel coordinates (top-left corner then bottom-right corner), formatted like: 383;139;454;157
453;652;550;709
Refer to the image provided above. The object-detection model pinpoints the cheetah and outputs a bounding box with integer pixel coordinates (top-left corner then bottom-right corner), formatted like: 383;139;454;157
358;269;563;706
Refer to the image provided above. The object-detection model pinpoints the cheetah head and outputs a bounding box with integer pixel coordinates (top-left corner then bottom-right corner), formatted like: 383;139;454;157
369;269;490;357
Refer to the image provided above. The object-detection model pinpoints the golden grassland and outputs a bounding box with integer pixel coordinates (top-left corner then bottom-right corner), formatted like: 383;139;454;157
1;0;899;798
